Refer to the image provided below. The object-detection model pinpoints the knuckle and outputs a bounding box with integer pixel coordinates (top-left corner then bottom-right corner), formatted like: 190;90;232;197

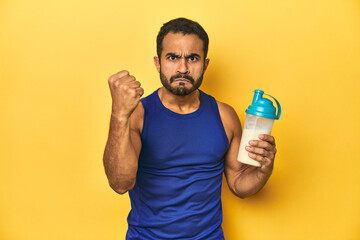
266;142;272;150
120;84;128;91
260;149;267;156
261;149;269;157
108;75;115;83
128;88;137;96
114;80;120;87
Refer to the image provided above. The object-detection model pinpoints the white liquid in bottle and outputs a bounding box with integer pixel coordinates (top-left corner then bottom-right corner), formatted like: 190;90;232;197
237;128;271;167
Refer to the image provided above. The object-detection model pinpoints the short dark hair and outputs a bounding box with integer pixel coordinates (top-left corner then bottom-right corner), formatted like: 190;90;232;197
156;18;209;60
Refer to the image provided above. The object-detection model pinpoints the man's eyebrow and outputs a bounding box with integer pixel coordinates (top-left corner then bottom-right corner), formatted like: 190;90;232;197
185;53;201;58
166;53;181;58
165;53;201;58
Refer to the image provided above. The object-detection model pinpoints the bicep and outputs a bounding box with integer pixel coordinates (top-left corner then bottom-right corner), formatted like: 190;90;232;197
223;115;243;187
218;102;248;190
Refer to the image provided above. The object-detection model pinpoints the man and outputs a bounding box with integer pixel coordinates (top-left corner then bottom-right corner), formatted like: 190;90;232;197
103;18;277;239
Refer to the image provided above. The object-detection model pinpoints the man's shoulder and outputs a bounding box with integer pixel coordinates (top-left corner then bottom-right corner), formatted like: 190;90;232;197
215;100;238;119
216;100;241;140
140;89;157;104
199;89;237;119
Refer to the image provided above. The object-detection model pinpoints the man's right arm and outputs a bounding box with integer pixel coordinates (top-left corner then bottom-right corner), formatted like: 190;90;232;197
103;70;144;194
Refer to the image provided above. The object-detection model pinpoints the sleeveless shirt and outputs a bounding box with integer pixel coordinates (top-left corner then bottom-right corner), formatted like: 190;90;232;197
126;89;230;240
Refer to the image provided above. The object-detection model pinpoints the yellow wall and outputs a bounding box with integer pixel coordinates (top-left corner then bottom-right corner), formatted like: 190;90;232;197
1;0;359;239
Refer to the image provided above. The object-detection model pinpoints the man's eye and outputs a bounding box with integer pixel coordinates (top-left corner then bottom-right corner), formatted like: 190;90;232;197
169;56;177;60
189;57;197;62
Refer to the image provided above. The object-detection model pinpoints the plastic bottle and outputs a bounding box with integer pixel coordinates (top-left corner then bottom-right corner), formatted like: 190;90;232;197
237;89;282;167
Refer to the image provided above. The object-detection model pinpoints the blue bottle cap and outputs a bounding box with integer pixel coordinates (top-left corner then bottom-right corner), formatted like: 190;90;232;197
245;89;282;120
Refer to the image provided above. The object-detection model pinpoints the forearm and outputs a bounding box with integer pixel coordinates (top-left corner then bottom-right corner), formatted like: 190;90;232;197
103;114;138;194
233;167;272;198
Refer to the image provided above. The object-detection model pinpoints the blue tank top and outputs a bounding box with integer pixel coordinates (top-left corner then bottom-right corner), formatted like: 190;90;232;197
126;89;229;240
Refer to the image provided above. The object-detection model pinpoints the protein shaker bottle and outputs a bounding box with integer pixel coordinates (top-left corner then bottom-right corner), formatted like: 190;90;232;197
237;89;282;167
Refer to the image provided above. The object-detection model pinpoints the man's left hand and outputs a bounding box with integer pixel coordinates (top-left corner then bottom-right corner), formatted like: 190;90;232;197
245;134;277;175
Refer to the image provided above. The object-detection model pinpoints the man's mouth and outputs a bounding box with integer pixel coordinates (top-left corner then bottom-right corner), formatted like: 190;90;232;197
170;74;194;84
174;78;190;83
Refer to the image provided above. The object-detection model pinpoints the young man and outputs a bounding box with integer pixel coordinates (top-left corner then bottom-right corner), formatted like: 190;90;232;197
104;18;277;239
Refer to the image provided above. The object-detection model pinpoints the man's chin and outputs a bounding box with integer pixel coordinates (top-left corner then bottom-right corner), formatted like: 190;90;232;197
168;86;196;96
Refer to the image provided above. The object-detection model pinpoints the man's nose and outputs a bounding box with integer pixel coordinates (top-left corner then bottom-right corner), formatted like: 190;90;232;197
177;58;189;74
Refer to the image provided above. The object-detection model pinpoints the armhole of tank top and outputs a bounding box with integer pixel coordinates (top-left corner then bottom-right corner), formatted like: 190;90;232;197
140;98;148;141
211;97;231;147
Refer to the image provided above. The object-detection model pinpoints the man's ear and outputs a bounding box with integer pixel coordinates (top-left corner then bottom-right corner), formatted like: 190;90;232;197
154;56;160;73
204;58;210;72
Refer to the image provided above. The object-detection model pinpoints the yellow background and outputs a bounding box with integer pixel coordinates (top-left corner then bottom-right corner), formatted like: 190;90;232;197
1;0;359;239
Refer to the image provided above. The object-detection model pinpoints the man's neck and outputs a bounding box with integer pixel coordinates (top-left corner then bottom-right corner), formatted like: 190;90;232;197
157;87;201;114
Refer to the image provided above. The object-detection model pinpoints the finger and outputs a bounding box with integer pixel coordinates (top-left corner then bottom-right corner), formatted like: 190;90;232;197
259;134;275;146
248;152;265;164
121;75;136;83
249;140;274;151
262;155;275;168
115;70;129;78
127;80;141;88
112;76;136;87
137;87;144;97
108;70;129;83
126;88;139;98
245;146;270;157
248;152;273;166
127;87;144;97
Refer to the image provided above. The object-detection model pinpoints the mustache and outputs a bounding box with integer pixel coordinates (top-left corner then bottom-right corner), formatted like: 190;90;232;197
170;74;194;84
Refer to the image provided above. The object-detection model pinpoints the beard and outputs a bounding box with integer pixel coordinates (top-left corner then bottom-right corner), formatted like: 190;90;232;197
160;69;204;96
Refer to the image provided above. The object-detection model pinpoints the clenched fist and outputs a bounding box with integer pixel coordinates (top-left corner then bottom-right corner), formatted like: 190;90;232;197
108;70;144;119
